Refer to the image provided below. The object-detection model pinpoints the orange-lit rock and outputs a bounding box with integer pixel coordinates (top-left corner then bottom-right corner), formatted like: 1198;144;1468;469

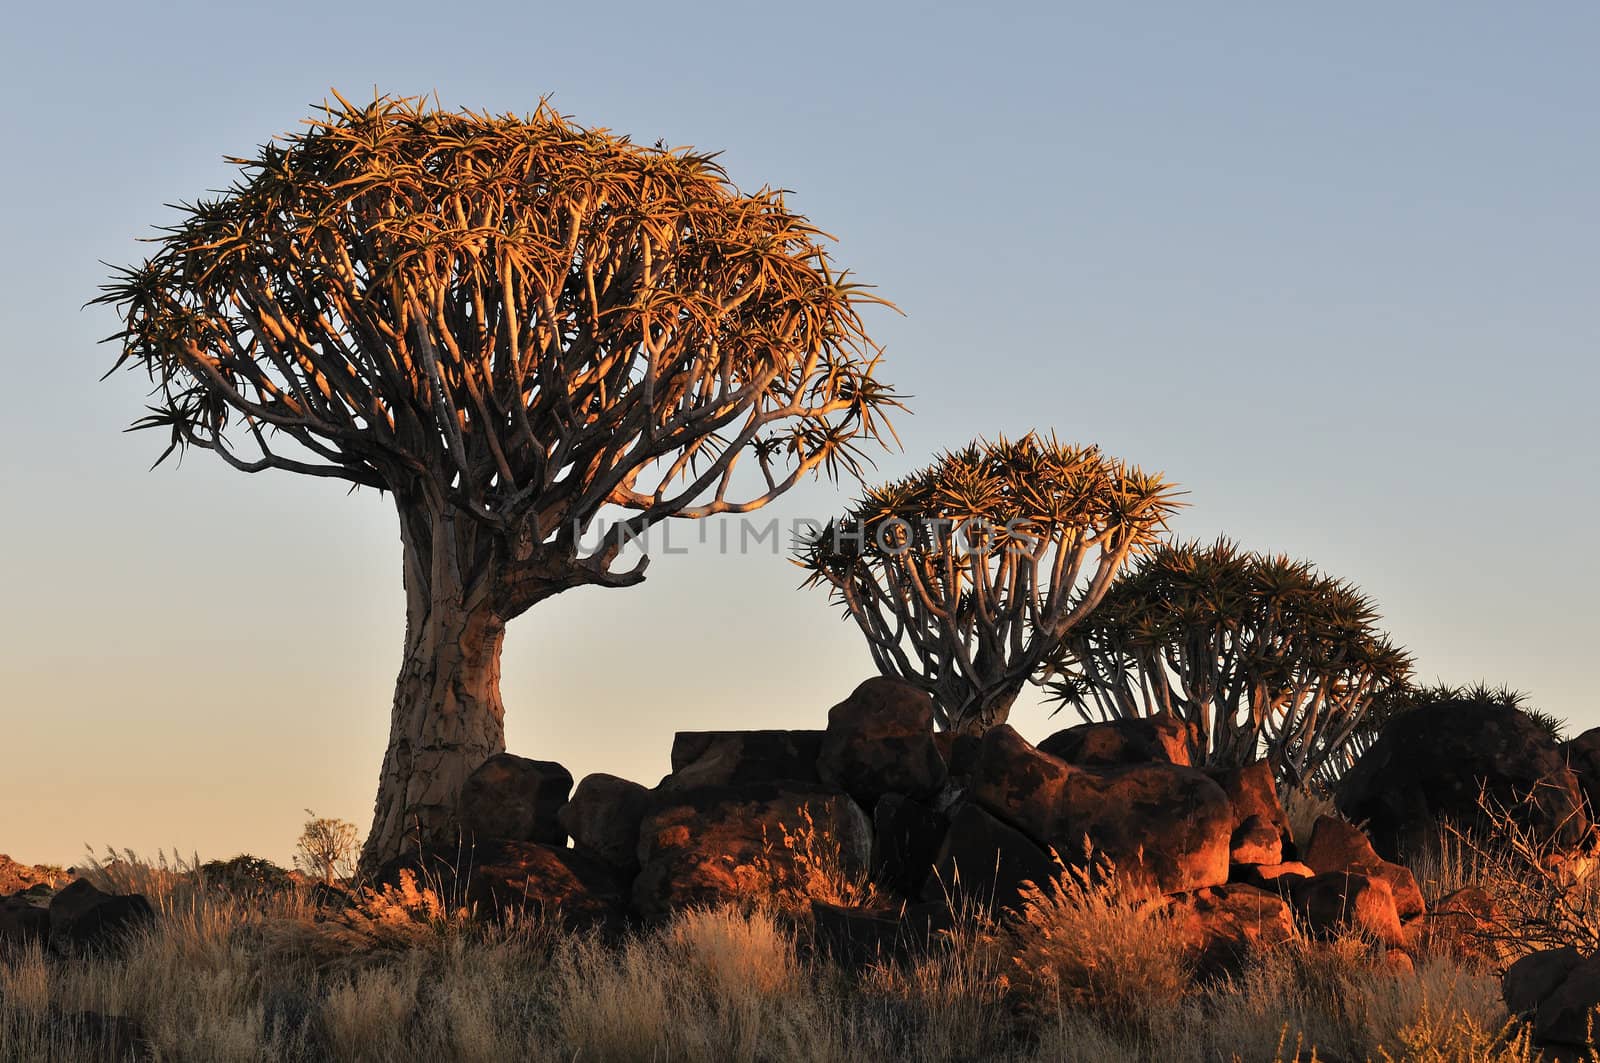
818;678;946;804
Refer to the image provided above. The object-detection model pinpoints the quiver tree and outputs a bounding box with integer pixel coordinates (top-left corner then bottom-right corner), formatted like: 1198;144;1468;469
1046;539;1412;790
95;94;899;865
796;434;1177;733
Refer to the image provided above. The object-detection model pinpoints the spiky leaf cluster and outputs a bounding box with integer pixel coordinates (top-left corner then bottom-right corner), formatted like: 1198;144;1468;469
1048;538;1412;787
96;92;899;615
797;434;1178;731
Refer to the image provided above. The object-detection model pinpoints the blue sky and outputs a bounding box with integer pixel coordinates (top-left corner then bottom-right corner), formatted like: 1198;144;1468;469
1;2;1595;864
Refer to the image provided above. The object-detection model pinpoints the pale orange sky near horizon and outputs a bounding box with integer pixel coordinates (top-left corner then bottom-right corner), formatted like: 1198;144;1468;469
2;2;1596;867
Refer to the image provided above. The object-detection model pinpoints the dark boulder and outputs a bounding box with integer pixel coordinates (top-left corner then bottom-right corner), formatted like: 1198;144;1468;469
933;731;984;779
1564;728;1600;818
558;773;652;874
924;802;1055;912
1302;816;1424;920
466;841;627;928
1337;701;1588;861
1289;871;1404;946
1504;947;1600;1049
817;678;947;804
1038;713;1195;767
810;899;955;968
970;724;1072;844
1207;760;1293;866
665;730;824;790
872;794;948;897
48;879;154;953
1055;763;1232;896
1166;883;1294;978
0;895;50;947
457;753;573;846
1412;886;1496;963
633;782;870;917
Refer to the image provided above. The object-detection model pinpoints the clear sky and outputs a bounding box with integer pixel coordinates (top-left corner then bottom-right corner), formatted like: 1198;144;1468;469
2;2;1595;866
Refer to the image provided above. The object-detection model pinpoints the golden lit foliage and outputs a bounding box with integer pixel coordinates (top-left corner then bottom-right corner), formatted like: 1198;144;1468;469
797;433;1178;731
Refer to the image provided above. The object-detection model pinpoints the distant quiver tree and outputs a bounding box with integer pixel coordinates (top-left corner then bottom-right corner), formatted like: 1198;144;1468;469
796;434;1178;733
96;93;900;865
1046;539;1412;789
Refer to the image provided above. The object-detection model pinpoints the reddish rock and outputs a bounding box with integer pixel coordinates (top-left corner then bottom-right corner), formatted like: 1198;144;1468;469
1207;760;1293;866
1055;763;1232;896
1384;949;1416;976
924;802;1055;912
1166;883;1294;978
1233;861;1315;893
47;879;154;953
1289;871;1404;947
1337;701;1588;861
872;794;947;897
1038;713;1195;767
558;773;651;873
818;678;947;804
970;724;1073;844
1413;886;1497;963
1505;947;1585;1015
633;783;870;917
457;753;572;845
1302;816;1425;920
666;730;823;789
0;855;70;895
465;841;626;927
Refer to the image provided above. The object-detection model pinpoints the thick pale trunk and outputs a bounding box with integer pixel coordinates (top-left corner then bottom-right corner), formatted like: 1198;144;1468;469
362;515;508;867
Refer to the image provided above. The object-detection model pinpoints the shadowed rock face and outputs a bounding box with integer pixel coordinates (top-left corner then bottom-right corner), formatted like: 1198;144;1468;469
1289;871;1405;947
1165;883;1294;979
457;754;573;846
818;677;947;805
632;782;870;918
1504;947;1600;1050
465;841;627;928
923;802;1054;912
970;725;1231;896
665;730;824;790
47;879;154;953
558;773;651;874
1563;727;1600;818
1337;702;1588;862
1039;714;1196;768
1302;815;1425;921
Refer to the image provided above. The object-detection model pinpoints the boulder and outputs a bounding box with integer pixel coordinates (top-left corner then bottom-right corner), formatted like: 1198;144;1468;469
0;895;50;947
1165;883;1294;978
1302;816;1425;920
970;724;1073;844
1038;713;1195;767
1232;861;1315;894
1289;871;1404;947
1337;701;1588;861
1055;763;1232;896
466;841;627;927
457;753;573;845
1505;947;1586;1014
1207;760;1293;866
933;731;984;779
924;802;1055;912
633;783;870;917
872;794;948;897
1411;885;1496;963
817;678;947;804
666;730;823;789
558;773;652;873
47;879;154;953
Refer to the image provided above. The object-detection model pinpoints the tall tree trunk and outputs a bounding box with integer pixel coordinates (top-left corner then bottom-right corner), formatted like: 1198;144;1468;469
361;502;507;867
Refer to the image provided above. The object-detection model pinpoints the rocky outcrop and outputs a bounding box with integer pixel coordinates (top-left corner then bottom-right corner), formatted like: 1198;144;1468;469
871;793;947;897
0;854;71;895
1207;760;1293;868
1289;871;1404;946
666;730;824;790
465;840;627;927
1166;883;1294;978
457;754;573;846
558;773;651;874
1039;714;1195;767
1504;947;1600;1051
47;879;154;953
1564;727;1600;819
1337;701;1588;861
633;783;870;917
817;678;947;804
924;802;1054;911
1301;816;1424;921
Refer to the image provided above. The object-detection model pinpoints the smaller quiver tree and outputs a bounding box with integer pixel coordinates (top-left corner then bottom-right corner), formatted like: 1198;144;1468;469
1046;538;1412;789
796;434;1178;733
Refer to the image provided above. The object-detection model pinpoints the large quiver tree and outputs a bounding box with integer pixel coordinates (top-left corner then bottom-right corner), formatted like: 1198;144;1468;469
1047;539;1412;789
96;94;898;864
796;434;1177;733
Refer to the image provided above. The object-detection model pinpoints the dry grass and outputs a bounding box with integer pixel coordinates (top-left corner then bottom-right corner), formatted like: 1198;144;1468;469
0;849;1585;1062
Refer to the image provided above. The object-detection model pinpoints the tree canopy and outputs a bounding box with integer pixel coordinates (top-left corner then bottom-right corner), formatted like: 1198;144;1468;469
797;434;1177;732
1047;539;1412;787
